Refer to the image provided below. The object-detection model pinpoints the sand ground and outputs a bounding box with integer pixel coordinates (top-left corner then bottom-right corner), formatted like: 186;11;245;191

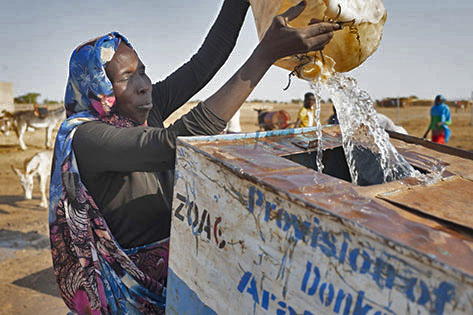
0;102;471;313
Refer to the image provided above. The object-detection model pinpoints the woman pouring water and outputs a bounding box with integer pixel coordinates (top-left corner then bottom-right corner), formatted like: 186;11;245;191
49;0;340;313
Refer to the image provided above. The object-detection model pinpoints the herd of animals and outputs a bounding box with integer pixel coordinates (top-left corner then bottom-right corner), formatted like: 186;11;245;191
0;105;64;209
0;105;287;209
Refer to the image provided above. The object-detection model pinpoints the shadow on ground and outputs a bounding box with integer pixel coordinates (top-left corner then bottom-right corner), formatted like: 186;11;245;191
0;144;21;150
0;195;46;211
12;267;62;298
0;229;49;250
0;195;24;206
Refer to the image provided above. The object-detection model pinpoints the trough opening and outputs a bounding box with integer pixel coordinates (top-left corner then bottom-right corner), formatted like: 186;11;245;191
283;146;428;186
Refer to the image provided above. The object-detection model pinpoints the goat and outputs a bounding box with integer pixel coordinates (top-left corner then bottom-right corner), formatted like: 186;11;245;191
2;106;65;150
11;151;53;208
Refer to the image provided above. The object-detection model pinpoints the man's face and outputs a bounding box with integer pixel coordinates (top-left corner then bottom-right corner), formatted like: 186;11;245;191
105;42;152;124
304;95;316;108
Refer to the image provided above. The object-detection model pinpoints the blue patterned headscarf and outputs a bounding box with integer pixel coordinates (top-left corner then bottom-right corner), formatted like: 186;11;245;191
64;32;132;118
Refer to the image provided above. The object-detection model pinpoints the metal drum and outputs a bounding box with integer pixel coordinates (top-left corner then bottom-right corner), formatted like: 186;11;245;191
257;110;291;130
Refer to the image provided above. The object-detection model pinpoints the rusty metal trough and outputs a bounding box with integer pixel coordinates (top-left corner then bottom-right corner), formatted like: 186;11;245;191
166;125;473;315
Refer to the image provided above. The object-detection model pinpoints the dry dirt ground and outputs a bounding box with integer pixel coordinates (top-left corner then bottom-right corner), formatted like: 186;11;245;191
0;102;471;314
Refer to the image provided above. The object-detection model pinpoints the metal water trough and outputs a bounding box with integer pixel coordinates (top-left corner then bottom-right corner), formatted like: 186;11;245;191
166;125;473;315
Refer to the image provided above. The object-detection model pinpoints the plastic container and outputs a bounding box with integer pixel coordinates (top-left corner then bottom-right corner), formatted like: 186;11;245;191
249;0;387;80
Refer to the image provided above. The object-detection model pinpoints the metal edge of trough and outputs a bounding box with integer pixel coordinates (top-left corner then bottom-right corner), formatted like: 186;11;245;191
387;130;473;161
175;129;473;284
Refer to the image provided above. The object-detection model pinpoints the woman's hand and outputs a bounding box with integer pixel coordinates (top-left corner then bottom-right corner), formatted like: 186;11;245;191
205;0;339;121
257;0;340;64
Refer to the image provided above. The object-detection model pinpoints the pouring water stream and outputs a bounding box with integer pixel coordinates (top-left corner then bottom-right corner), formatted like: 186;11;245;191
309;73;420;185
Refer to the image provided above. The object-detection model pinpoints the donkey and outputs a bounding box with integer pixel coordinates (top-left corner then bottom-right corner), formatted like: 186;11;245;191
1;111;34;136
3;106;65;150
11;150;53;208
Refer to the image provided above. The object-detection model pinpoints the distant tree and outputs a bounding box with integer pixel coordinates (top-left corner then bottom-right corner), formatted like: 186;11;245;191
291;98;302;104
409;95;418;100
43;99;59;105
14;92;41;104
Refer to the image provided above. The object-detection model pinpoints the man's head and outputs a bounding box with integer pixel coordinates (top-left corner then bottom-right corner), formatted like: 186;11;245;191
304;92;315;109
434;94;445;106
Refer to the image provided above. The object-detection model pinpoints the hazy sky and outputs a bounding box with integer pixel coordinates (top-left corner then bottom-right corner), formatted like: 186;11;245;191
1;0;472;103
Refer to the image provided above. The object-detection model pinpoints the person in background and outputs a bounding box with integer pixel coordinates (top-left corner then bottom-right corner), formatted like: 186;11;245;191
327;105;338;125
376;113;407;135
295;92;316;128
48;0;340;313
423;94;451;144
225;108;242;133
325;105;407;134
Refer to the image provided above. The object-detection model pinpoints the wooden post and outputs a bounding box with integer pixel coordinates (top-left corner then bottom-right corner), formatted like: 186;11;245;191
397;98;401;124
470;91;473;126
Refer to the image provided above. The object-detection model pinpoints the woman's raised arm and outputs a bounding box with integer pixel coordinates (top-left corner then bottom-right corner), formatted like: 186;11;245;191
150;0;249;123
205;1;340;121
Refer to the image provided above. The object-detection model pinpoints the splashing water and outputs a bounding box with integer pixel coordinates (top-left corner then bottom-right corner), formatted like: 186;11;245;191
311;80;324;174
421;159;446;186
310;72;418;185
